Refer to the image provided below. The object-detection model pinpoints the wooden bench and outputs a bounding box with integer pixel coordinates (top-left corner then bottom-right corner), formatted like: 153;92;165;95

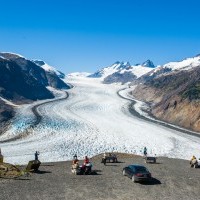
102;156;118;163
144;156;156;163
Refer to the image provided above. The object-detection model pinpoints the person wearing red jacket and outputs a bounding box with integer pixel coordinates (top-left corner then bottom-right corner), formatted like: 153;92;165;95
84;156;89;165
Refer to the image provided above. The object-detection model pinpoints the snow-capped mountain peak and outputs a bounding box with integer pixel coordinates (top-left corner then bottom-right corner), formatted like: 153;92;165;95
142;60;155;68
0;52;25;59
89;60;155;84
195;53;200;57
114;61;131;70
88;61;132;78
140;54;200;81
33;60;65;79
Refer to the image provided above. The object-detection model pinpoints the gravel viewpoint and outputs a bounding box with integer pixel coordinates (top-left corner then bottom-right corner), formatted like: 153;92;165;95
0;154;200;200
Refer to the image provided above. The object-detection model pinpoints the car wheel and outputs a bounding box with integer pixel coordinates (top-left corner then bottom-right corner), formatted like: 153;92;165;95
122;170;126;176
132;176;136;182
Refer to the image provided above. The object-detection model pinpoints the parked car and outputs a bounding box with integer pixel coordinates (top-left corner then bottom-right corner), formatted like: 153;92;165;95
122;164;152;182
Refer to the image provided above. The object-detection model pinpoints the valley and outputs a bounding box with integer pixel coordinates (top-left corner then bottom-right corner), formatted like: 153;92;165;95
1;76;200;164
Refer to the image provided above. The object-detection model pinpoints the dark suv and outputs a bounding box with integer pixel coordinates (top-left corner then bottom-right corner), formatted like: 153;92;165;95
123;164;151;182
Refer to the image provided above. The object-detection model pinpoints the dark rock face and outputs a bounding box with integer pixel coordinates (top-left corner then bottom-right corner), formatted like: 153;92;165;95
33;60;69;88
103;71;137;84
88;69;104;78
142;60;155;68
45;71;70;89
138;67;172;83
0;53;54;102
0;99;14;123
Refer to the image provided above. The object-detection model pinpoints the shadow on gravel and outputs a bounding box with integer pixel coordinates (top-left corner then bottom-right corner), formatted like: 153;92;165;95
104;164;118;167
41;164;54;167
140;178;161;185
34;170;52;174
94;170;102;172
14;178;31;181
146;162;162;165
85;170;102;175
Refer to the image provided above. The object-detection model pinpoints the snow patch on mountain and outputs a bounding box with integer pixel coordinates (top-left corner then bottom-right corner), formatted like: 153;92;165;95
0;97;19;107
145;55;200;79
0;56;6;60
67;72;91;78
89;61;154;83
33;60;65;79
89;61;132;78
0;52;25;59
119;64;154;78
163;55;200;71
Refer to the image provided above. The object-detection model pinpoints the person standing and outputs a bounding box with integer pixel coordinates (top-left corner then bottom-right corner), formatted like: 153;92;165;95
0;148;3;163
35;151;39;161
143;147;147;156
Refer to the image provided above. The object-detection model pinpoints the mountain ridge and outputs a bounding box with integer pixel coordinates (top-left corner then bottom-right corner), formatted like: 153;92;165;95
0;52;69;127
88;60;155;84
131;54;200;132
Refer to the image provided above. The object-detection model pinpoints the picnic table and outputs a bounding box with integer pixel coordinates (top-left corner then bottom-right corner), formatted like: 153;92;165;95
144;156;156;163
101;155;118;163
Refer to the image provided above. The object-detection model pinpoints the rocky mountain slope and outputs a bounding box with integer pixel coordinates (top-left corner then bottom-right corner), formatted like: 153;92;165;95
131;54;200;132
0;98;14;133
89;60;155;84
33;60;69;89
0;52;69;127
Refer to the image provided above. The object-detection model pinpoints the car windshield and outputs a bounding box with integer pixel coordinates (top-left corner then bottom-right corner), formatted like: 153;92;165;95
129;165;148;173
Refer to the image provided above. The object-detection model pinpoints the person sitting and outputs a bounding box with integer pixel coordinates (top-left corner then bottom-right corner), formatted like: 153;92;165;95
103;153;107;159
102;153;107;165
190;155;197;162
190;155;198;167
72;156;79;165
71;161;80;174
81;156;90;170
72;162;79;168
83;156;89;165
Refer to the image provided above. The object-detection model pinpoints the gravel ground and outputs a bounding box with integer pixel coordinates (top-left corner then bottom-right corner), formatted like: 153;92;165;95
0;154;200;200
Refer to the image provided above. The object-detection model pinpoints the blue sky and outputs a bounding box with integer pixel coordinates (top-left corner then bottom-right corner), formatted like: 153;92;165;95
0;0;200;73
